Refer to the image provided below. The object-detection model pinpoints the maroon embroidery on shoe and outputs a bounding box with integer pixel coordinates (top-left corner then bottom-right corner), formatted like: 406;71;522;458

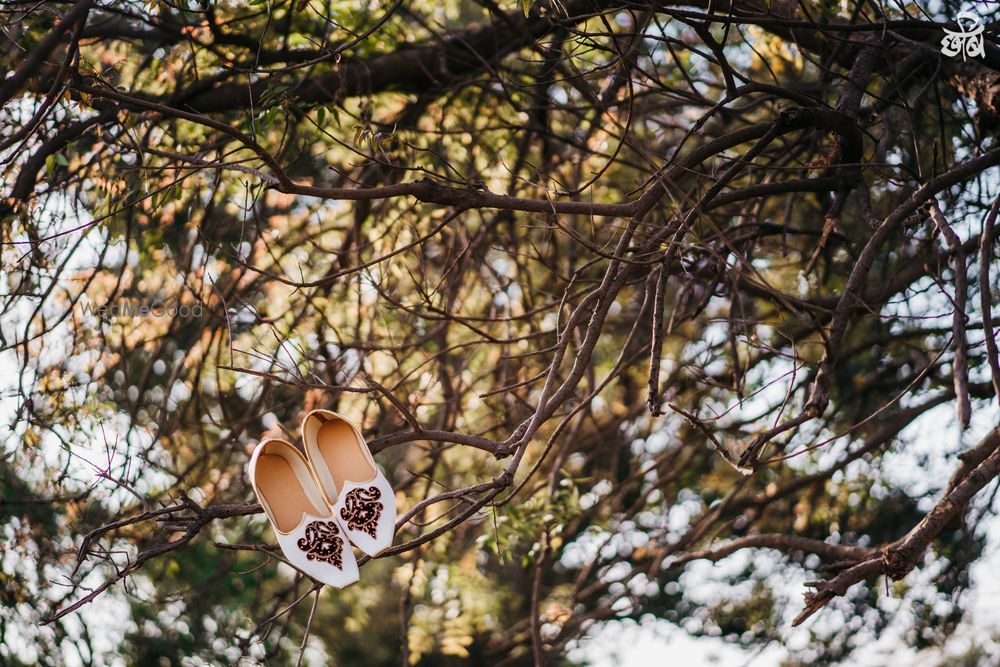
297;520;344;568
340;486;383;539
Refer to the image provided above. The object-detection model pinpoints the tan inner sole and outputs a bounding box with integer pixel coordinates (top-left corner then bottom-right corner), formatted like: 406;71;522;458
317;420;375;492
257;453;324;533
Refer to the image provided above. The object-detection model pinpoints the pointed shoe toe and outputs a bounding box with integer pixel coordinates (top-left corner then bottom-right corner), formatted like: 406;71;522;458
248;439;359;588
277;515;359;588
334;471;396;556
301;410;397;556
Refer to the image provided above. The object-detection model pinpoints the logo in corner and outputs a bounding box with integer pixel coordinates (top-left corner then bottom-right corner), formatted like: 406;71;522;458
941;10;985;61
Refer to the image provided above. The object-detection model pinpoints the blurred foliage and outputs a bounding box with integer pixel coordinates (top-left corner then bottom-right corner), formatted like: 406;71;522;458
2;0;1000;666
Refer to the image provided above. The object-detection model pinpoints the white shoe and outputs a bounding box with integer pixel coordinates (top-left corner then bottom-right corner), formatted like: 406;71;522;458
247;438;359;588
301;410;397;556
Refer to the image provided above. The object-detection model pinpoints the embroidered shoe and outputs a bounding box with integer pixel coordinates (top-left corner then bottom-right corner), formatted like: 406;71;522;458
301;410;396;556
247;438;359;588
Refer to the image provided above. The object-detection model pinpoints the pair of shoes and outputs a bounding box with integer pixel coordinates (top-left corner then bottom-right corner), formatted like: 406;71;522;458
247;410;396;588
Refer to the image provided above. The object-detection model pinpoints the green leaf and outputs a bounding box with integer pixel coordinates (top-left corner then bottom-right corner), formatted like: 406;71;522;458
522;0;532;17
54;153;68;166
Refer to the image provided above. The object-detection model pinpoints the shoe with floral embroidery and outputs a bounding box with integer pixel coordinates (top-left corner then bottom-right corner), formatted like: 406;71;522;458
247;438;359;588
301;410;396;556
